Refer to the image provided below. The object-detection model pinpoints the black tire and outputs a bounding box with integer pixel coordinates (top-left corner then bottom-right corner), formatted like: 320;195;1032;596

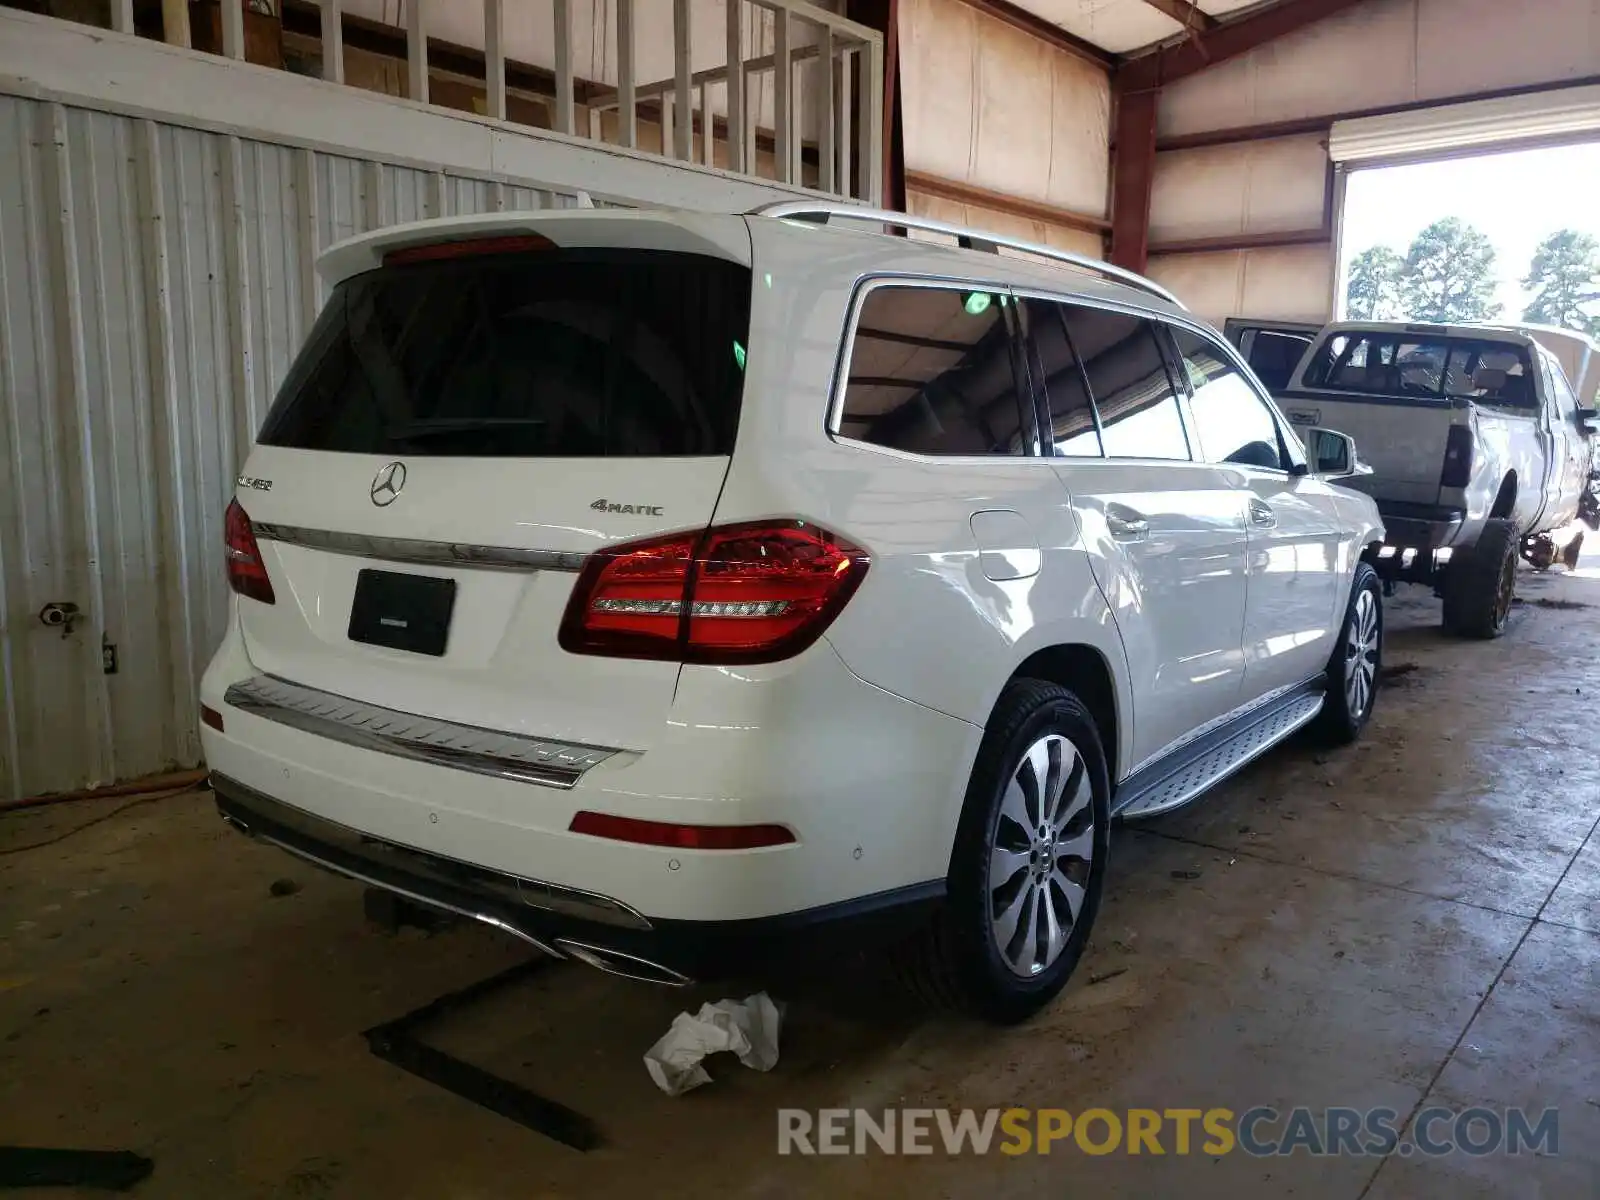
1442;518;1519;638
890;680;1111;1024
1314;563;1382;745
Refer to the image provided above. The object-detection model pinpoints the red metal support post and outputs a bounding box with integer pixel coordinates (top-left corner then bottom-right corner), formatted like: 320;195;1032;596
1108;87;1159;273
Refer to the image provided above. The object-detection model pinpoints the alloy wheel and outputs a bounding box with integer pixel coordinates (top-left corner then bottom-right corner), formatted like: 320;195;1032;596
988;733;1095;978
1345;587;1380;719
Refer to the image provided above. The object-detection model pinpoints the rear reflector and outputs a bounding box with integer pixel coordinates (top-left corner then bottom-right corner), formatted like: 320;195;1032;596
559;520;869;664
224;500;276;605
569;811;795;850
382;234;554;266
200;704;225;733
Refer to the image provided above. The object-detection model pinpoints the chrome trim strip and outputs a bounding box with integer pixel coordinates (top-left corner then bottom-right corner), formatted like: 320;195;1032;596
555;940;691;987
223;675;620;789
242;824;569;960
252;523;587;573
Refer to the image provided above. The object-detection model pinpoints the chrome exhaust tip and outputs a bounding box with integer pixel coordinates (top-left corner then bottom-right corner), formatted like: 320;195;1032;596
555;939;692;987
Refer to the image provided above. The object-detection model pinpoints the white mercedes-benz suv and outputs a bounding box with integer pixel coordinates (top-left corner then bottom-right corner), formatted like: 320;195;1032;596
201;202;1385;1023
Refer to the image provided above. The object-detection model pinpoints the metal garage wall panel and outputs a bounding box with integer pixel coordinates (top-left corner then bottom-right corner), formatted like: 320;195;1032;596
1158;0;1600;140
0;98;641;801
0;10;826;799
1146;245;1334;330
0;99;96;798
1150;134;1327;243
900;0;1110;219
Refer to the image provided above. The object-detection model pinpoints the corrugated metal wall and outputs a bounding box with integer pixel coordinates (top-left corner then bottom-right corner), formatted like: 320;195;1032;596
898;0;1111;251
0;95;595;801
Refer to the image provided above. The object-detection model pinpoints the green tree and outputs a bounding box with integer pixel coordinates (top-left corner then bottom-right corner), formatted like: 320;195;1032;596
1522;229;1600;336
1345;246;1404;320
1398;218;1501;323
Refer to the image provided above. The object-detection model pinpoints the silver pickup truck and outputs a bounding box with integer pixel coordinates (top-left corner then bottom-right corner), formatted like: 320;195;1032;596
1229;319;1600;638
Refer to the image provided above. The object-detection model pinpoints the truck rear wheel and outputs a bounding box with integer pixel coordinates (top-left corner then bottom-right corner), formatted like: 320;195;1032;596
1442;518;1518;639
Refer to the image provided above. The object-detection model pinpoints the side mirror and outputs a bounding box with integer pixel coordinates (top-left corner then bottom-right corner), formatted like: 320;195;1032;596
1576;406;1598;435
1308;428;1367;479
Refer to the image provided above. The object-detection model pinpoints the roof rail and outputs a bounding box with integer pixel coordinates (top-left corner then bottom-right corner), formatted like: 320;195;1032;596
749;200;1185;309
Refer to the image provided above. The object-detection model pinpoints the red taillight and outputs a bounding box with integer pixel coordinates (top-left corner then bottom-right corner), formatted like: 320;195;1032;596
1441;425;1474;489
382;234;554;266
225;499;275;605
200;704;225;733
569;811;795;850
559;521;869;664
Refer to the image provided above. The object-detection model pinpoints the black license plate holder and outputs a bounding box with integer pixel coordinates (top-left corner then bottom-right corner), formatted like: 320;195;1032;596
348;569;456;657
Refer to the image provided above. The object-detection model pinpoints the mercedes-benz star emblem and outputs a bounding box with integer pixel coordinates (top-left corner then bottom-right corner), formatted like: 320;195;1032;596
370;461;407;507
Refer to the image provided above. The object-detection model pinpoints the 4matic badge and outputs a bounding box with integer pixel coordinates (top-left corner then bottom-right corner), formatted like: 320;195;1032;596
591;499;664;516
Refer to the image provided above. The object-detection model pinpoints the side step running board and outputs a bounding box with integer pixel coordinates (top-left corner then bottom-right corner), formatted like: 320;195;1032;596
1114;683;1325;820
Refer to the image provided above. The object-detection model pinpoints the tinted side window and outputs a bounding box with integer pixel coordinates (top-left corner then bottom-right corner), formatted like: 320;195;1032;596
1246;331;1312;392
1024;299;1101;457
1064;306;1190;461
1172;328;1286;471
840;286;1030;456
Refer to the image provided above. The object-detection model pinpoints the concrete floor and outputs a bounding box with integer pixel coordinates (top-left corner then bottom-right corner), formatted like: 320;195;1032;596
4;566;1600;1198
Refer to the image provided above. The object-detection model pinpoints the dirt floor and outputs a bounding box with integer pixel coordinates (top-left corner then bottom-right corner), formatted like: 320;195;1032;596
4;563;1600;1198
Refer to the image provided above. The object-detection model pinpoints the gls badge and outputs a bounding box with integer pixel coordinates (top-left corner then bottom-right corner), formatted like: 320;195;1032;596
591;499;664;516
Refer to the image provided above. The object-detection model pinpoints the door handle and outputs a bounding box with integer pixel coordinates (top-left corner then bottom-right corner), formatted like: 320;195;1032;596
1249;498;1277;528
1106;505;1150;542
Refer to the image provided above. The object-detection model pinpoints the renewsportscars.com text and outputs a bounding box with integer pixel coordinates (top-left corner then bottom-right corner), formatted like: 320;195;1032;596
777;1107;1559;1158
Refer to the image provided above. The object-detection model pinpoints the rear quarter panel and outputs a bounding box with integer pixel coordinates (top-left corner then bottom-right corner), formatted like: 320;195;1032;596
717;219;1137;780
1464;407;1545;534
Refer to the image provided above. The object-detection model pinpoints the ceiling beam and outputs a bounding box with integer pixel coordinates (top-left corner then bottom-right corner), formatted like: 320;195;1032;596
1117;0;1371;93
1135;0;1217;33
951;0;1115;71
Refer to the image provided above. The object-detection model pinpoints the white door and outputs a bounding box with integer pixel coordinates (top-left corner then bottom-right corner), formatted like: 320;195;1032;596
1026;299;1250;772
1167;324;1345;702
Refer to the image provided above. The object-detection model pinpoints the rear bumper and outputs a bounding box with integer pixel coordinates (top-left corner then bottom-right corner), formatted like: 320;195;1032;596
200;611;979;926
212;773;940;983
1375;500;1466;551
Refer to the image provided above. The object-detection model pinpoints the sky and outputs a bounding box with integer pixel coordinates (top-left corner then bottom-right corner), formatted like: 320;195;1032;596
1340;142;1600;319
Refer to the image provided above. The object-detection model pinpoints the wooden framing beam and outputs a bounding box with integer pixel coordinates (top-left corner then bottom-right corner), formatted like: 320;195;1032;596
1148;228;1329;255
320;0;344;83
1108;88;1158;270
484;0;505;119
1118;0;1371;93
406;0;427;103
904;170;1110;236
1135;0;1216;33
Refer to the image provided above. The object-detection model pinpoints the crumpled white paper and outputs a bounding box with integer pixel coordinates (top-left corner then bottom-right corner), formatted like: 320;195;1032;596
643;992;783;1096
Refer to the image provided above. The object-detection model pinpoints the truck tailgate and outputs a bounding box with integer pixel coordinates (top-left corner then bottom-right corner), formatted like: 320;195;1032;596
1275;390;1455;507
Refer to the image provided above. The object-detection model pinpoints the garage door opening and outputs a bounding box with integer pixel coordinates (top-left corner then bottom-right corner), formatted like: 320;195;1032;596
1338;140;1600;337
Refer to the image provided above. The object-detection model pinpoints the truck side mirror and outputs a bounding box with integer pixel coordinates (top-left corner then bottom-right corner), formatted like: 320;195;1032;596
1576;407;1598;435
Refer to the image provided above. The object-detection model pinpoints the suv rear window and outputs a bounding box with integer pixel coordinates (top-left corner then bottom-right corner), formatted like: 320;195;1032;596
1303;333;1536;408
258;248;751;457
